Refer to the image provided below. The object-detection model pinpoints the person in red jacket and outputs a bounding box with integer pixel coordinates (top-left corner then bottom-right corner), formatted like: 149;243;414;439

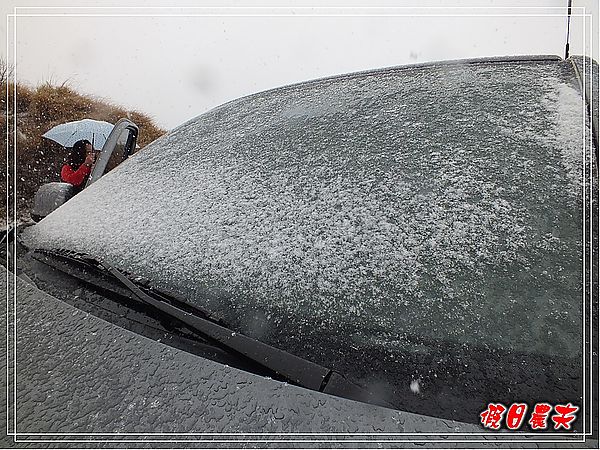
61;139;96;191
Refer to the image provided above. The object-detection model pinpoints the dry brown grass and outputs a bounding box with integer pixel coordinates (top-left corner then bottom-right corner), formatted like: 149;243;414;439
1;80;166;224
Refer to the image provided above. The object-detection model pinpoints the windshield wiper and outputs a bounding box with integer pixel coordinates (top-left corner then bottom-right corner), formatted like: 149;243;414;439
31;248;394;410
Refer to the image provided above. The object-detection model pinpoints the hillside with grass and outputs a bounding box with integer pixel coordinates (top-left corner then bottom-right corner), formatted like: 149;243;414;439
1;66;166;224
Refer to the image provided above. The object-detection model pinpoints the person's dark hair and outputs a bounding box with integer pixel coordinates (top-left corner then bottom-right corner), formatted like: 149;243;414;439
66;139;91;169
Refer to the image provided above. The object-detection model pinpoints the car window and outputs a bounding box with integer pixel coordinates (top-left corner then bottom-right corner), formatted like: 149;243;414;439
24;58;595;422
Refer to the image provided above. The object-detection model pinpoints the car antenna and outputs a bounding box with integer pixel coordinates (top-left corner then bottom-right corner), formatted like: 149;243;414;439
564;0;573;59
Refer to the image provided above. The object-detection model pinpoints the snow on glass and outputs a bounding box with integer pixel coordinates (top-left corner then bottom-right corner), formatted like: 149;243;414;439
24;59;587;365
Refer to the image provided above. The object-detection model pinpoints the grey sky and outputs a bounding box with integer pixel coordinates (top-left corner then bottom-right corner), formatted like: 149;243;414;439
2;0;598;130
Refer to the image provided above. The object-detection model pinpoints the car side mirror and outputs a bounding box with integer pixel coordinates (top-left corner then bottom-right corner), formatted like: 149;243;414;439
87;118;139;187
31;182;75;222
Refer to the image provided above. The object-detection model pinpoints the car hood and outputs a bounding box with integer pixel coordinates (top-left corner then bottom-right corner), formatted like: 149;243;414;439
3;271;481;435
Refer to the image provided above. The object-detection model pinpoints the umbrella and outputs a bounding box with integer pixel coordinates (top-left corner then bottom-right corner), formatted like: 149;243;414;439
42;119;114;149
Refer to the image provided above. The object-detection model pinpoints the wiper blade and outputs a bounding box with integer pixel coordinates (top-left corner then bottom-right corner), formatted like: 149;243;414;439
35;248;225;325
105;258;329;389
33;249;393;409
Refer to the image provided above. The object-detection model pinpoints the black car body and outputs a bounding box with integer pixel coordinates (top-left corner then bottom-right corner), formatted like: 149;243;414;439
3;55;598;445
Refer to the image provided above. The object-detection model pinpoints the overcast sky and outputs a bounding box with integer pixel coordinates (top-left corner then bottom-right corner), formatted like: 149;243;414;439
2;0;598;130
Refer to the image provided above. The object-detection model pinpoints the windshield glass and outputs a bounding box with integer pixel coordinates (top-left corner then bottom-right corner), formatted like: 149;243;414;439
23;57;592;422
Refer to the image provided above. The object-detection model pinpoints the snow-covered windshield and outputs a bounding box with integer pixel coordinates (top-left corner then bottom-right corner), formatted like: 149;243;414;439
23;57;592;421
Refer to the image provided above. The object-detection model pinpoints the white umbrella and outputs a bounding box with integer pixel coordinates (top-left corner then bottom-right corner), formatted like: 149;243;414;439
42;119;114;149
